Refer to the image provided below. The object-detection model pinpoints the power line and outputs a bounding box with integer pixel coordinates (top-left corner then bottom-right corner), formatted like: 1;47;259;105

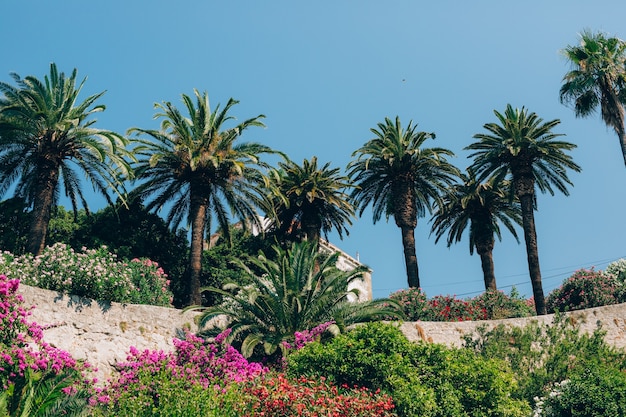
375;254;626;298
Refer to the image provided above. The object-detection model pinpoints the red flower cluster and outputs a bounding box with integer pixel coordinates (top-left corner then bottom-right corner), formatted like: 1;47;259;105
240;373;397;416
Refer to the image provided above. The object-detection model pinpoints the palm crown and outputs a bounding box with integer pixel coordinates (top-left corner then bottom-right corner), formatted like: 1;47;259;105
431;169;522;290
348;116;458;288
130;90;272;305
560;29;626;165
0;63;132;255
264;156;355;245
466;104;580;314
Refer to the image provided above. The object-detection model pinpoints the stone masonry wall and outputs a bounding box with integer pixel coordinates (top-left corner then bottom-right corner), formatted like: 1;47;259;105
18;284;626;383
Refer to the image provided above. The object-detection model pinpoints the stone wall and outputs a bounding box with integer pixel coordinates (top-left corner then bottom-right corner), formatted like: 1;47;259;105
18;284;626;384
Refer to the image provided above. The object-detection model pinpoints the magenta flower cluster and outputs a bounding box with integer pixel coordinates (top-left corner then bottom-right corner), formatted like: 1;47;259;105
281;321;336;351
97;329;267;404
0;274;92;390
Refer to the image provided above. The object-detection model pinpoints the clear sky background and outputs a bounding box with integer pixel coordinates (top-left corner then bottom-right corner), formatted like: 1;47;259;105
2;1;626;300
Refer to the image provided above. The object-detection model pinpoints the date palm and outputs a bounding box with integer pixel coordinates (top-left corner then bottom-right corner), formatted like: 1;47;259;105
0;63;132;255
264;156;355;245
348;116;458;288
190;240;402;360
431;169;522;291
129;90;271;305
466;104;581;315
560;30;626;165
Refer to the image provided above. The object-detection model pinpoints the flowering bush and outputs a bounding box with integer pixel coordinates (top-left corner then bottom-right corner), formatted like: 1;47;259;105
606;258;626;283
95;329;266;414
389;288;533;321
533;367;626;417
0;243;172;306
238;373;398;417
473;288;535;319
386;288;429;321
546;268;621;313
0;274;92;416
426;294;486;321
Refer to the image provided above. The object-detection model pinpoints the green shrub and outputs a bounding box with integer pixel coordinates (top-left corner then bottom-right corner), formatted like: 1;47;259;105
91;370;246;417
0;243;173;306
463;314;626;404
546;268;621;313
287;322;530;417
535;366;626;417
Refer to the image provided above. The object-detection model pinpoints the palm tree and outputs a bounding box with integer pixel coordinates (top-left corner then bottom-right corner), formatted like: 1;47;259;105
129;90;272;306
560;30;626;165
264;156;355;245
466;104;581;315
430;169;522;291
348;116;459;288
189;240;402;360
0;63;132;255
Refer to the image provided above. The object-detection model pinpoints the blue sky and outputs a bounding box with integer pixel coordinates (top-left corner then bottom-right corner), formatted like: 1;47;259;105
2;1;626;299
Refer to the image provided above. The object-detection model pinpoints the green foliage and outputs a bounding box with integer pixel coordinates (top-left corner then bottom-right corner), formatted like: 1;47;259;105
0;368;90;417
1;243;172;306
535;366;626;417
0;198;30;255
91;369;246;417
463;313;626;404
201;227;272;306
192;241;402;362
263;155;355;244
546;268;621;313
287;322;530;417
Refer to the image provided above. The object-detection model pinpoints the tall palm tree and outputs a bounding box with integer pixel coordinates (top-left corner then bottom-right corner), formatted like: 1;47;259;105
190;240;402;360
560;30;626;165
430;169;522;291
466;104;581;315
264;156;355;245
348;116;459;288
0;63;132;255
130;90;272;306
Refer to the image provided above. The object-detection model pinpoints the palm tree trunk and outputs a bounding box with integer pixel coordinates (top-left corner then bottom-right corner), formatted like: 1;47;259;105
616;123;626;166
188;195;208;306
519;193;546;315
27;165;59;256
400;225;420;288
476;245;497;291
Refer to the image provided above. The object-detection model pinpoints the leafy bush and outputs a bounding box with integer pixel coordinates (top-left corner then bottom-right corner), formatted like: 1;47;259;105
463;314;626;404
534;366;626;417
287;322;530;417
546;268;621;313
0;243;173;306
389;287;533;321
0;275;92;416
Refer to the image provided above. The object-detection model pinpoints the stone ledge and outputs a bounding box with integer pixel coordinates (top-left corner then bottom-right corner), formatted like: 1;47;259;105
17;284;626;383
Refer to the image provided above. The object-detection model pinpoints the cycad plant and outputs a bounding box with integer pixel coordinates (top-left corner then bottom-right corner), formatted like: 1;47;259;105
189;240;402;360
